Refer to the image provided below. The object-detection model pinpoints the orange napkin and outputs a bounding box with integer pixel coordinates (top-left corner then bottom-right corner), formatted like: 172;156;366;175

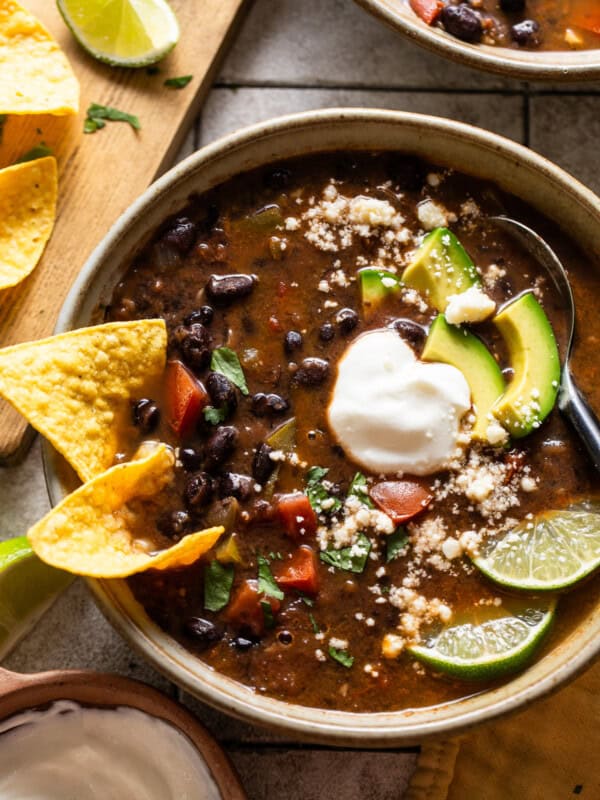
406;660;600;800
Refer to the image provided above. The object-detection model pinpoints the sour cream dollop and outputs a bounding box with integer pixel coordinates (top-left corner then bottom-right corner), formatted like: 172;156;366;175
327;329;471;476
0;701;221;800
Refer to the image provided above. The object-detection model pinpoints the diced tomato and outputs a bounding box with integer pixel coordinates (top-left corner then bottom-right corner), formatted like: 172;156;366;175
572;11;600;35
225;579;280;636
410;0;444;25
276;493;318;541
275;546;319;595
165;360;208;437
369;480;432;525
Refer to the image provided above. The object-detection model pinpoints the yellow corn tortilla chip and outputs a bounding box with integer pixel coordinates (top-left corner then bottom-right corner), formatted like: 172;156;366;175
27;444;224;578
0;156;57;290
0;1;79;115
0;319;167;482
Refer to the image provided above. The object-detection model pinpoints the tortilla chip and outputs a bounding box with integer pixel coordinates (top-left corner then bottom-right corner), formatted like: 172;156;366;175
0;319;167;482
0;1;79;115
0;156;57;289
27;444;224;578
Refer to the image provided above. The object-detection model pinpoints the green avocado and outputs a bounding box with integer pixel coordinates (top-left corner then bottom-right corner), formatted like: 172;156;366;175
492;292;560;438
402;228;480;312
359;268;401;317
422;315;506;442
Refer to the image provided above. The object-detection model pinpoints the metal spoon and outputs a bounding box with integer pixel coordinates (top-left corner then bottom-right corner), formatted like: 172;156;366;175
491;215;600;471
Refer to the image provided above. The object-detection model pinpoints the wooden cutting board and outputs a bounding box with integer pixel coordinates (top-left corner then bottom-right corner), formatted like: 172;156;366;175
0;0;247;464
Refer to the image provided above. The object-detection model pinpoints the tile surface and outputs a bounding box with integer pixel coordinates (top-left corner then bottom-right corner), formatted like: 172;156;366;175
1;2;599;798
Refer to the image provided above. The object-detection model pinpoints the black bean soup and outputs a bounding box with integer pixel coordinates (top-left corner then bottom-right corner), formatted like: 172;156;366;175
105;152;600;712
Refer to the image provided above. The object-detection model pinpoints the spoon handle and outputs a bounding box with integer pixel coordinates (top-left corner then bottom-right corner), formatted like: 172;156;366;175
559;370;600;472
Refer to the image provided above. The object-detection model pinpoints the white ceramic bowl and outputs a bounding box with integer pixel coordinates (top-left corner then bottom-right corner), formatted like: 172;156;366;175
355;0;600;82
45;110;600;746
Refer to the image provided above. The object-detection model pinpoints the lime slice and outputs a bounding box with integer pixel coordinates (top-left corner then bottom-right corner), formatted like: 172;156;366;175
57;0;180;68
408;599;556;680
0;537;73;659
474;505;600;592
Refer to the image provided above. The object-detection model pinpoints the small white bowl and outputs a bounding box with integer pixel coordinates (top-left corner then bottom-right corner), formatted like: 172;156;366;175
45;109;600;746
355;0;600;82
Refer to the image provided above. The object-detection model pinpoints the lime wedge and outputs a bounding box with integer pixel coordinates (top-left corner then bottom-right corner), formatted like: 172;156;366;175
474;505;600;592
408;599;556;680
0;537;73;659
57;0;180;68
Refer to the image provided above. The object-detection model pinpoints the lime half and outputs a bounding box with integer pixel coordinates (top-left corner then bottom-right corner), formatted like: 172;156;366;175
0;537;73;659
409;599;556;680
474;505;600;592
57;0;180;68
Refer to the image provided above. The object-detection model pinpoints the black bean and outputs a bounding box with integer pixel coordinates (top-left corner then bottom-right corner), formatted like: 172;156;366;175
441;4;483;42
219;472;255;501
184;472;214;510
391;318;427;350
174;322;212;370
386;155;426;191
336;307;359;335
233;636;256;651
319;322;335;342
206;372;238;412
251;392;289;417
278;631;293;645
206;274;255;304
157;509;191;539
162;216;197;254
500;0;525;11
184;617;223;645
284;330;303;354
131;398;160;434
204;426;238;471
265;168;291;191
294;358;330;387
180;447;204;471
511;19;541;46
184;305;214;326
252;443;275;485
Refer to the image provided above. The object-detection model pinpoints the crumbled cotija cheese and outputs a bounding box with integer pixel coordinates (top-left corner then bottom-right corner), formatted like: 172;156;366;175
388;586;453;645
317;495;394;550
417;199;450;230
445;286;496;325
329;637;349;650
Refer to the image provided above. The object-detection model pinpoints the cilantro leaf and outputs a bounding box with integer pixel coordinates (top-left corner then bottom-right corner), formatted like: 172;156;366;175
84;103;141;134
347;472;374;508
329;647;354;668
297;591;314;607
15;144;53;164
309;613;320;634
257;556;284;600
164;75;193;89
210;348;249;395
386;527;409;563
203;405;228;425
306;466;342;515
319;532;371;574
261;600;275;629
203;560;234;612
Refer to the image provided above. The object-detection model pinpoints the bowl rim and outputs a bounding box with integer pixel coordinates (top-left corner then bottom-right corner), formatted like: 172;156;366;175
44;108;600;746
354;0;600;82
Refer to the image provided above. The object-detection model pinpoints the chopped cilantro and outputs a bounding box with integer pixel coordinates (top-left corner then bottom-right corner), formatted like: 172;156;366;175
203;405;228;425
261;600;275;629
15;144;53;164
306;466;342;515
386;527;409;563
268;551;283;561
84;103;141;134
309;613;320;634
320;532;371;574
329;646;354;668
257;556;284;600
347;472;374;508
210;347;249;395
164;74;193;89
203;560;234;612
297;591;314;607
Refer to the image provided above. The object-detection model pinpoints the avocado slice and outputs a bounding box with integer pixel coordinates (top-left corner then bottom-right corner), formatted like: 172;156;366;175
359;268;401;317
402;228;480;312
422;315;506;441
492;292;560;438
